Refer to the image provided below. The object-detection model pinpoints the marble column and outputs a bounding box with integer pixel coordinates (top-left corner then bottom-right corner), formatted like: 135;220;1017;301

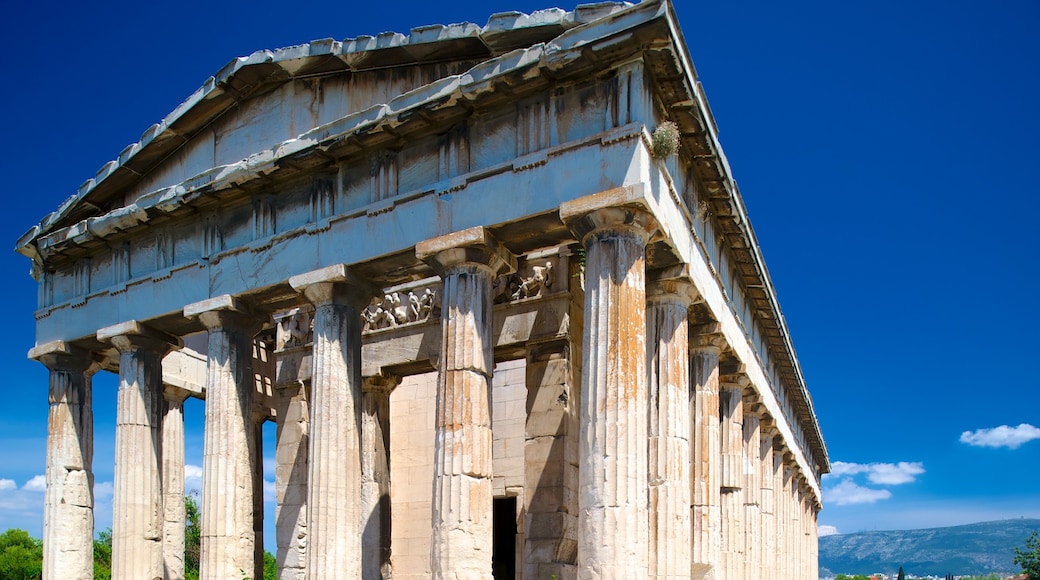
523;339;579;580
273;379;308;580
689;325;724;580
185;295;260;580
759;425;776;580
560;195;657;580
719;379;745;580
646;267;698;580
416;226;516;580
361;375;397;580
30;341;98;580
98;321;181;580
289;264;375;580
162;388;190;580
741;399;761;580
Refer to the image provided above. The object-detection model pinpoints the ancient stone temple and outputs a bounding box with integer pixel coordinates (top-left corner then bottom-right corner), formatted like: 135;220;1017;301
16;1;829;578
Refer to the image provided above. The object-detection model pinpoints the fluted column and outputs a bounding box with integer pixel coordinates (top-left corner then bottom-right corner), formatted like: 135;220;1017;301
185;296;260;580
361;375;398;580
273;378;308;580
98;321;181;580
416;226;517;580
31;341;98;580
781;457;795;580
741;399;761;580
689;325;724;580
560;195;658;580
759;426;777;580
719;378;745;580
162;388;190;580
647;267;698;580
288;265;375;580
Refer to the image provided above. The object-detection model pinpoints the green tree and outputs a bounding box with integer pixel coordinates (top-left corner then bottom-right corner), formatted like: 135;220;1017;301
0;528;43;580
897;566;905;580
263;550;277;580
186;491;202;580
1016;530;1040;580
93;528;112;580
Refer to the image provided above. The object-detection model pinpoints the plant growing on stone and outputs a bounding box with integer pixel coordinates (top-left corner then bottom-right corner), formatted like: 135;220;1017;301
651;121;680;159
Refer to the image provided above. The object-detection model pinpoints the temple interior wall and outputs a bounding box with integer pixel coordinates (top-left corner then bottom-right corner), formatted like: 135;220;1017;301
389;359;527;579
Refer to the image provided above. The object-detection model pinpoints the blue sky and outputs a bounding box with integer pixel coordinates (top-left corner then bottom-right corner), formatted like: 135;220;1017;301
1;0;1037;547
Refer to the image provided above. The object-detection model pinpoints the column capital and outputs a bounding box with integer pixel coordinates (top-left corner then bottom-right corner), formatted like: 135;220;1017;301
416;226;517;277
559;187;658;245
97;320;183;355
289;264;379;308
29;340;100;374
362;375;401;394
646;264;701;306
689;322;726;352
184;295;258;333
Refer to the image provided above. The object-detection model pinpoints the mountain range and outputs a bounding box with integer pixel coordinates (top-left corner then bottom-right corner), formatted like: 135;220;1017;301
818;518;1040;577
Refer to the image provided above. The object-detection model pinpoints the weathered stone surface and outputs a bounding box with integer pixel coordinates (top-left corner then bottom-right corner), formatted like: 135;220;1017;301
689;326;724;580
289;266;374;580
97;321;180;580
647;274;697;580
562;198;656;580
418;227;515;580
162;390;189;580
185;298;260;580
30;342;97;580
274;381;308;580
20;4;834;579
361;376;397;580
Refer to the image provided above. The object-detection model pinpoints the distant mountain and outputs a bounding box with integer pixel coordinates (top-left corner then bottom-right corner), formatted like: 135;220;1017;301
818;518;1040;577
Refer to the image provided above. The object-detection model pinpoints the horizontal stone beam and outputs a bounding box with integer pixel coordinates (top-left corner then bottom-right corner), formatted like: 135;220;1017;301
276;292;571;385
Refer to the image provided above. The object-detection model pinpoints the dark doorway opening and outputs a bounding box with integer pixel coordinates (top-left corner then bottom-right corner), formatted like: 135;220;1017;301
492;496;517;580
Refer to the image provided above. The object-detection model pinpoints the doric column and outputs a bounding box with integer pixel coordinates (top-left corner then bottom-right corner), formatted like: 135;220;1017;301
741;397;761;580
689;325;724;580
560;195;657;579
273;378;308;580
30;341;98;580
781;456;795;580
289;264;376;580
719;376;746;580
97;321;181;580
184;295;260;580
646;266;699;580
416;226;517;580
759;425;777;580
361;375;398;580
162;387;190;580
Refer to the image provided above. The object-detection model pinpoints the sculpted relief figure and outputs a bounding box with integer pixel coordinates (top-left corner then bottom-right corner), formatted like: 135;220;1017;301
512;261;553;300
276;309;313;350
362;287;440;332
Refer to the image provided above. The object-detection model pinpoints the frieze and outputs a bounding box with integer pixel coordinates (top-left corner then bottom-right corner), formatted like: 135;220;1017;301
362;286;440;332
274;307;313;352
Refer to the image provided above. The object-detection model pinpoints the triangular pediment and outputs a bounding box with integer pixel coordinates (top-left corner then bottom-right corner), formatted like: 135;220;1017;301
20;2;646;251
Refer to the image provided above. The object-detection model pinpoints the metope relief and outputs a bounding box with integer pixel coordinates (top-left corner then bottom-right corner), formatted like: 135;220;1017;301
493;259;556;304
274;307;313;351
362;287;440;333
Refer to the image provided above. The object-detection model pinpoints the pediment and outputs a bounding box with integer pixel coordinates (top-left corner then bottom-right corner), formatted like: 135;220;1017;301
19;2;643;252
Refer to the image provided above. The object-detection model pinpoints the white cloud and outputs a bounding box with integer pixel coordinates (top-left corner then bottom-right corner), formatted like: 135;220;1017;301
824;479;892;506
94;481;114;501
826;461;924;485
0;479;15;492
184;464;203;494
818;524;840;537
960;423;1040;450
22;475;46;492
